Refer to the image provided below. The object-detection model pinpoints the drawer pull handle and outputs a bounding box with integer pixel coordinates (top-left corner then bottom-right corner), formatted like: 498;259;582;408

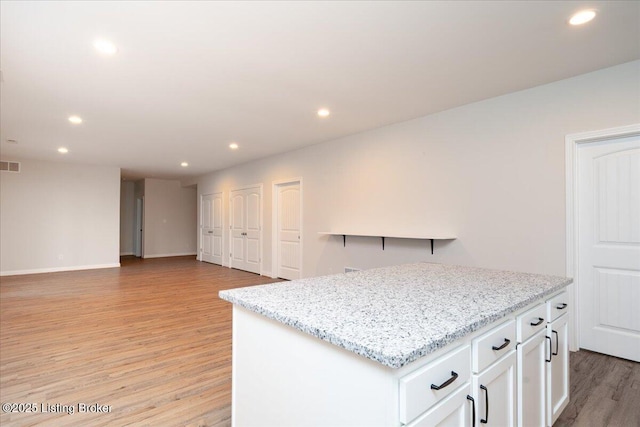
546;336;552;362
480;384;489;424
556;303;568;310
552;330;559;356
467;395;476;427
492;338;510;351
430;371;458;390
530;317;544;326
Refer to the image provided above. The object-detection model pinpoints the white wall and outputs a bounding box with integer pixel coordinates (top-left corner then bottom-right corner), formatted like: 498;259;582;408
120;181;135;255
143;178;197;258
197;61;640;278
0;159;121;275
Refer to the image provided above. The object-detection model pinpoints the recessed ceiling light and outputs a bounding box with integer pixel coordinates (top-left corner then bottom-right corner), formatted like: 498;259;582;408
68;115;82;124
58;147;69;154
94;39;118;55
317;108;330;117
180;162;189;167
229;142;239;150
569;10;596;26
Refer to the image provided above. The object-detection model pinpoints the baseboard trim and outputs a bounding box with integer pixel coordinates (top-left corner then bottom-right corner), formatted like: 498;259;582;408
120;252;134;256
143;253;197;259
0;263;121;277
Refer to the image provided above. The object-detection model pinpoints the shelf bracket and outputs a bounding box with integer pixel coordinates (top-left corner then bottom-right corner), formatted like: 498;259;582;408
430;239;434;254
381;237;385;250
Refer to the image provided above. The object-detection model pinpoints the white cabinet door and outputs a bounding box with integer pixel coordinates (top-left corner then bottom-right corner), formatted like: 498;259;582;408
517;330;547;427
408;384;473;427
546;314;569;426
473;351;516;427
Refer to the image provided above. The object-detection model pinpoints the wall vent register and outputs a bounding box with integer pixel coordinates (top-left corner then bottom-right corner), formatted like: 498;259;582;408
0;161;20;172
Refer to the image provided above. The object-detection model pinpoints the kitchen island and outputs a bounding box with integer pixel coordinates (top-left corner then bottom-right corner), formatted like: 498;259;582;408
219;262;572;426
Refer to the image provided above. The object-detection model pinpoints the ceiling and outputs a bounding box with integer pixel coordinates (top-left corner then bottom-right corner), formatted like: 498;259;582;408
1;1;638;181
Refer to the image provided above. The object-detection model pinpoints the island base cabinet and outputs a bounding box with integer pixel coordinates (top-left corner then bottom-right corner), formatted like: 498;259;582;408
516;330;547;427
231;307;400;427
407;384;473;427
472;351;516;427
546;314;569;426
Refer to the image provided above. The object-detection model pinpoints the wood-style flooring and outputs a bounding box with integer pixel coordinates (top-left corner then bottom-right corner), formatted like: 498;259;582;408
1;257;638;426
555;349;640;427
1;256;280;427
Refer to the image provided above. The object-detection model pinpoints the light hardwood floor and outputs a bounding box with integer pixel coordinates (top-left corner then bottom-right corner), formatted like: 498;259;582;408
1;257;280;427
2;257;638;426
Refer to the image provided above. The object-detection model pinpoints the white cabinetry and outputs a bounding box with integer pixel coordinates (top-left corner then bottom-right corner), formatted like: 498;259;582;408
408;384;474;427
228;286;569;426
399;345;471;424
546;293;570;426
471;320;517;427
472;351;517;426
516;303;548;427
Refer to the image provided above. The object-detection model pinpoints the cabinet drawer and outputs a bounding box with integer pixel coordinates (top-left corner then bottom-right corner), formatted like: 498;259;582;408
399;345;471;425
516;303;546;343
472;319;516;373
407;383;472;427
547;291;569;323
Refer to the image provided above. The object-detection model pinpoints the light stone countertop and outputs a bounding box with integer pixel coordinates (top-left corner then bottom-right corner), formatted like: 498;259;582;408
219;262;572;368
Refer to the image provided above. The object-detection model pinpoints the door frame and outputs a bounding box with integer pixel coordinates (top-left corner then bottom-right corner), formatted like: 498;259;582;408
272;178;303;279
565;123;640;351
134;197;144;258
199;191;224;265
229;184;263;275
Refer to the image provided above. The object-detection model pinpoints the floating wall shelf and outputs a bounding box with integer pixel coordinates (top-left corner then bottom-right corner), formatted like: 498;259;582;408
318;232;456;254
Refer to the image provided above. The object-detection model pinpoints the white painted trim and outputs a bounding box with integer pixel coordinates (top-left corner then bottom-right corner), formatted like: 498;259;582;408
229;183;263;275
565;123;640;352
120;252;134;256
0;263;121;277
143;252;197;259
271;177;303;280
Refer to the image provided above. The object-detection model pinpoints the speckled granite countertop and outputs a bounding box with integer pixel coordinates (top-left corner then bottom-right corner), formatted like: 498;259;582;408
219;263;572;369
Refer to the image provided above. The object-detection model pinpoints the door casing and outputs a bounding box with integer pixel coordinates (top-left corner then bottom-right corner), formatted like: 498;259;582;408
565;123;640;351
272;178;303;280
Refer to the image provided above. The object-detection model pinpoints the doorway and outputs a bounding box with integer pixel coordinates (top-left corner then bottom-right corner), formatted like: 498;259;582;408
272;179;302;280
134;197;144;258
201;192;223;265
229;185;262;274
566;124;640;362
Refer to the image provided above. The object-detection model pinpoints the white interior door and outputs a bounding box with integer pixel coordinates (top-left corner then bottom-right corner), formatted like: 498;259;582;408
276;182;301;280
230;186;261;274
201;193;223;265
244;188;261;274
578;135;640;362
